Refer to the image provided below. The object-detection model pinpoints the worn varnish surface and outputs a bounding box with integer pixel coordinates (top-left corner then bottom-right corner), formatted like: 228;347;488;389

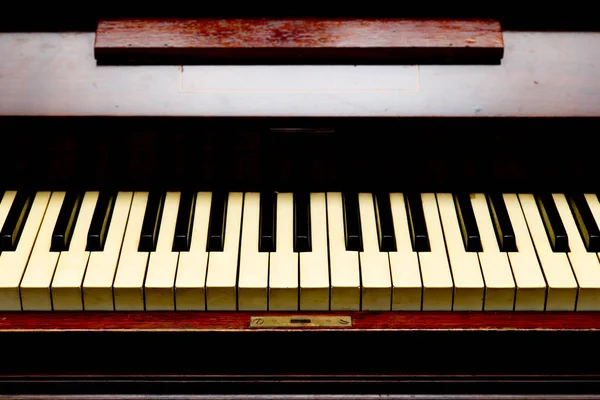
0;312;599;331
1;32;598;116
94;18;503;64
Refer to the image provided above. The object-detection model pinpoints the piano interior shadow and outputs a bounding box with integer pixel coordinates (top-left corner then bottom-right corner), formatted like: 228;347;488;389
0;116;597;194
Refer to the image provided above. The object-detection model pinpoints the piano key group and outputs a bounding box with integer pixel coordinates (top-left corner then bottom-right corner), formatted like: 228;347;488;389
0;190;599;312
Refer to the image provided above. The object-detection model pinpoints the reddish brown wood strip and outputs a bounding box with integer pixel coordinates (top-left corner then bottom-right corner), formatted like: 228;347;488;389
0;312;599;331
94;18;504;64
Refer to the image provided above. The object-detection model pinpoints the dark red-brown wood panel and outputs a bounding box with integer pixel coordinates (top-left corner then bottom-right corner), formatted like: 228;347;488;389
94;18;504;64
1;311;599;331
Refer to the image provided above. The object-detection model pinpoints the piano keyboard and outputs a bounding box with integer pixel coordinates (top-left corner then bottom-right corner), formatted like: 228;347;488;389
1;190;600;311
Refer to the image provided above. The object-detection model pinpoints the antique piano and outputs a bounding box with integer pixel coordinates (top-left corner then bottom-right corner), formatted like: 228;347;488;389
1;6;600;399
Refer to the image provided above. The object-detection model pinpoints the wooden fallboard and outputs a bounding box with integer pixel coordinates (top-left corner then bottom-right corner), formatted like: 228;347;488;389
93;18;504;65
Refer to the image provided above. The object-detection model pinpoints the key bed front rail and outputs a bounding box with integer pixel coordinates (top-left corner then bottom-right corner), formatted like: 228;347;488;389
1;311;599;331
2;312;600;397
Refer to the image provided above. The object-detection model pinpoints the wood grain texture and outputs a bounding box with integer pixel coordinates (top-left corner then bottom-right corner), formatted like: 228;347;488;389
0;32;598;117
93;18;504;65
1;312;600;331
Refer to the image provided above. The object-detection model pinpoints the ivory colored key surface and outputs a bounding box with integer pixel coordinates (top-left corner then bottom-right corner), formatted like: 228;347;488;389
471;193;515;310
51;192;99;310
113;192;149;310
20;192;66;310
175;192;211;310
388;193;422;310
327;192;360;310
144;192;181;310
436;193;484;310
269;193;299;310
0;192;50;310
358;193;391;310
420;193;453;310
519;194;577;310
238;192;269;310
299;192;329;311
554;193;600;310
206;192;243;310
83;192;133;310
502;193;547;310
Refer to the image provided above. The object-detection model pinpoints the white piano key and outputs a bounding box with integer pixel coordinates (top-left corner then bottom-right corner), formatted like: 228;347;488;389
51;191;99;310
436;193;484;311
113;192;149;310
553;193;600;310
420;193;453;310
389;193;422;310
471;193;515;310
83;192;133;310
144;191;181;310
299;192;330;311
238;192;269;311
0;191;18;305
175;192;212;310
205;192;243;310
20;191;66;311
358;193;391;310
0;192;51;310
269;192;299;310
518;193;577;310
327;192;360;310
502;193;547;311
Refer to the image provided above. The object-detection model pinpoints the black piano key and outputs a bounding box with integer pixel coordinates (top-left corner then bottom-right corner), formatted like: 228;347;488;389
405;193;430;252
374;193;396;252
173;191;195;252
138;191;165;252
342;192;362;251
567;193;600;252
535;193;569;252
293;191;311;252
0;191;34;251
453;193;482;252
86;192;116;252
259;191;276;252
486;193;517;252
51;192;83;252
207;191;228;252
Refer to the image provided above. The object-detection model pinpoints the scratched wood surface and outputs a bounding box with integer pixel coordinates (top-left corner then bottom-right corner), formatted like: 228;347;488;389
0;32;598;116
0;312;600;331
93;18;504;64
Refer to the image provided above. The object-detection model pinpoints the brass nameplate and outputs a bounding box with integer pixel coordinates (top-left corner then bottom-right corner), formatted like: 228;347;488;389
250;316;352;328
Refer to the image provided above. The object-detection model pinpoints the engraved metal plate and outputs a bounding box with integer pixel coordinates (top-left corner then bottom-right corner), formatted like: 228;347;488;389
250;316;352;328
